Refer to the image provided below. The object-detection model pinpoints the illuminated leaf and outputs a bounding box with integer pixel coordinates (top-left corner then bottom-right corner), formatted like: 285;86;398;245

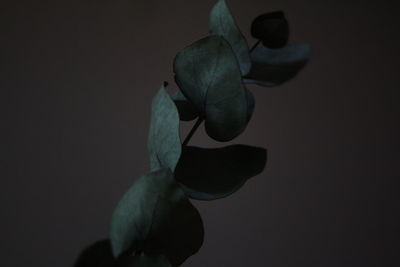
148;85;181;171
110;169;204;267
209;0;251;75
174;35;249;142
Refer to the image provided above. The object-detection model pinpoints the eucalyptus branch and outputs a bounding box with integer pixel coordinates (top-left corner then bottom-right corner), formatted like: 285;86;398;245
74;1;310;266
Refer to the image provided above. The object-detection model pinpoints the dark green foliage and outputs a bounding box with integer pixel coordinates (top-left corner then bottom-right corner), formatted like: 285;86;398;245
74;240;171;267
170;90;199;121
175;145;267;200
148;85;181;172
244;44;311;86
74;240;115;267
110;169;204;267
75;1;310;266
251;11;289;49
174;35;249;142
209;0;251;75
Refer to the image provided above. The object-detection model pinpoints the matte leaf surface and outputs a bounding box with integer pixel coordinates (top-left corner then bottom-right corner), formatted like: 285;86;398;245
175;145;267;200
209;0;251;75
170;90;199;121
244;43;310;86
174;35;249;142
110;169;204;267
148;85;181;172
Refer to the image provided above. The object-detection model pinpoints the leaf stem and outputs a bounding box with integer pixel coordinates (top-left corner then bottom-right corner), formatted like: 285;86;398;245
182;117;204;146
250;40;261;53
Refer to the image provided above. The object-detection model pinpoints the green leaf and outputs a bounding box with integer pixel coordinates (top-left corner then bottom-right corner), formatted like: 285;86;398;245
148;84;182;172
110;169;204;267
243;43;310;86
74;240;115;267
251;11;289;49
175;145;267;200
174;35;249;142
209;0;251;75
170;90;199;121
74;239;172;267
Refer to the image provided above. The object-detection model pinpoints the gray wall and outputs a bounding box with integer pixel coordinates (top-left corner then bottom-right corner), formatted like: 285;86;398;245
1;0;399;266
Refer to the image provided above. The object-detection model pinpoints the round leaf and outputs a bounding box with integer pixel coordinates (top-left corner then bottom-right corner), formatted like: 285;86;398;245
243;43;310;86
148;85;181;172
174;35;249;142
209;0;251;75
175;145;267;200
251;11;289;49
110;169;204;267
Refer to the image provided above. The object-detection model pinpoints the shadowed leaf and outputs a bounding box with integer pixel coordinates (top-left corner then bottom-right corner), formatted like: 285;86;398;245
243;43;310;86
251;11;289;49
74;240;172;267
110;169;204;267
148;85;181;172
175;145;267;200
209;0;251;75
170;90;199;121
174;35;249;142
74;240;115;267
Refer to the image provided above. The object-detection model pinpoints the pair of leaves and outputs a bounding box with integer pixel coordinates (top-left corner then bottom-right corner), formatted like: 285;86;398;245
114;86;265;267
172;0;254;127
173;0;310;141
174;35;252;142
149;85;266;200
74;239;171;267
84;1;309;266
248;9;310;86
209;0;310;87
171;0;255;142
110;169;204;267
113;88;203;266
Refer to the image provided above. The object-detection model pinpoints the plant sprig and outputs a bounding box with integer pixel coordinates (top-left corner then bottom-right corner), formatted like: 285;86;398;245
74;0;310;266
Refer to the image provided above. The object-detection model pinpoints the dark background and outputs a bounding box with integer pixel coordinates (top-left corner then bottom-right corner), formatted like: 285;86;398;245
1;0;399;266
